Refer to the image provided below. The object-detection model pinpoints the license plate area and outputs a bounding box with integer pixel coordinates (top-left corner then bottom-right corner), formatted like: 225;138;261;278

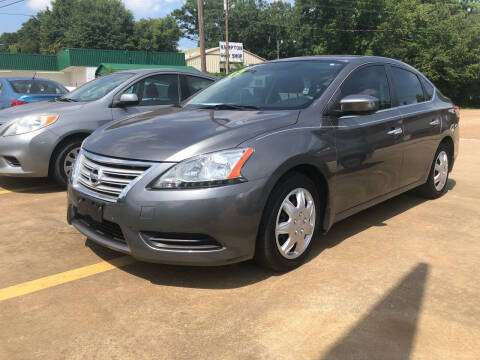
77;197;104;223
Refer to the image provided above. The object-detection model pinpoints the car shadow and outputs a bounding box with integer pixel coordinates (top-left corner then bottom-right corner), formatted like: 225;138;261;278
0;177;63;194
306;178;456;262
321;263;429;360
86;179;455;290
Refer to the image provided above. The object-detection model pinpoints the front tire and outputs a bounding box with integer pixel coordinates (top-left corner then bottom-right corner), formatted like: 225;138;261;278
51;139;82;187
417;143;450;199
255;173;320;272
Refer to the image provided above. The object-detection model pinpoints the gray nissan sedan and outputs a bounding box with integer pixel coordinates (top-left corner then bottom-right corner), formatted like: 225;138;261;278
67;56;459;271
0;69;216;186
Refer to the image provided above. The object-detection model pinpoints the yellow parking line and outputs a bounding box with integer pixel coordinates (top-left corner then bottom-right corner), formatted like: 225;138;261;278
0;185;59;195
0;256;136;302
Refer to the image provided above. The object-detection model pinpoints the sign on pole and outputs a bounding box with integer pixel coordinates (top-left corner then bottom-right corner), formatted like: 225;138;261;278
219;42;244;63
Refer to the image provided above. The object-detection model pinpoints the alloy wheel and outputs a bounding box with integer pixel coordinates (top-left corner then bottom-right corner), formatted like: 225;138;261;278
64;147;80;178
434;150;449;191
275;188;316;259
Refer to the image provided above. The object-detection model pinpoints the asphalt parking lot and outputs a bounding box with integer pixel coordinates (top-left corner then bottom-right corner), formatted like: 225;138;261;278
0;111;479;359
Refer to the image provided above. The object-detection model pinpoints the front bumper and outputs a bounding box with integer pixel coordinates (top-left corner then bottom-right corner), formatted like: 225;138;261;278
67;175;269;266
0;129;55;177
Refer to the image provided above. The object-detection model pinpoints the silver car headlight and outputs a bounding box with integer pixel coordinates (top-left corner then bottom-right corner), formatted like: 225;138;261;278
2;114;59;136
151;148;254;189
71;149;85;184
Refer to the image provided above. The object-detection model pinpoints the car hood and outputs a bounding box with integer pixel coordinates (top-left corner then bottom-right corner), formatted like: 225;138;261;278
84;107;300;162
0;101;86;127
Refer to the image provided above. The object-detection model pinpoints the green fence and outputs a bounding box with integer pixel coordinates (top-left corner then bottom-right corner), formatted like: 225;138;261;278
0;52;58;71
0;48;185;71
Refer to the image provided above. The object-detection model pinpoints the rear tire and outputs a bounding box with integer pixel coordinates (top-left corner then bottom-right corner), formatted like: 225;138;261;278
416;143;450;199
51;138;83;188
255;173;320;272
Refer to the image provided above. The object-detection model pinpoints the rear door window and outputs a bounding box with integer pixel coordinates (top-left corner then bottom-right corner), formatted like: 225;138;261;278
183;76;214;99
8;80;66;95
390;67;425;105
420;77;434;101
337;65;392;110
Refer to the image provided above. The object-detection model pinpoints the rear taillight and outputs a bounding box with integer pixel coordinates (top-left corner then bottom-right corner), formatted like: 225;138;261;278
454;106;460;122
11;99;28;106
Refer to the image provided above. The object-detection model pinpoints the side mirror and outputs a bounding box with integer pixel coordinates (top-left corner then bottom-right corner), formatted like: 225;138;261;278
114;93;139;107
340;94;379;115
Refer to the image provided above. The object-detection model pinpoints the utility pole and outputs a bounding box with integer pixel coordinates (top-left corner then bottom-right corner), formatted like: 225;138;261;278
225;0;230;74
197;0;206;72
277;39;280;60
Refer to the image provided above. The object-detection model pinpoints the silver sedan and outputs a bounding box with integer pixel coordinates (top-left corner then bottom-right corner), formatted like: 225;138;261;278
0;69;216;186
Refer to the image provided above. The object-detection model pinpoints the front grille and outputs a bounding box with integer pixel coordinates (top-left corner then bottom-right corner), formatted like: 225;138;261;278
140;232;223;251
75;151;151;202
76;213;126;244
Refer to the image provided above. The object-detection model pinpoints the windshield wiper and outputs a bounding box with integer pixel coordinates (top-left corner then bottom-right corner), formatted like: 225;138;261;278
57;97;78;102
195;103;260;111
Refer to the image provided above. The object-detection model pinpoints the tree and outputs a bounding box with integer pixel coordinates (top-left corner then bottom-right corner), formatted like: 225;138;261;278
0;32;19;52
172;0;225;48
172;0;298;59
129;17;182;52
293;0;387;56
45;0;135;52
367;0;480;106
0;0;182;54
39;0;76;53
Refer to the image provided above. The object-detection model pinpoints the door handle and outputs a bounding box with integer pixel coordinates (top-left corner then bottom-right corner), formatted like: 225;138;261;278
387;128;403;136
429;119;440;126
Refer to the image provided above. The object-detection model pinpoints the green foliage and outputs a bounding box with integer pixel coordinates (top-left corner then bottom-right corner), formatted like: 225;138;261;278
367;0;480;106
0;0;182;54
128;17;183;52
62;0;135;52
0;32;18;52
173;0;480;106
1;17;42;53
173;0;297;59
173;0;225;48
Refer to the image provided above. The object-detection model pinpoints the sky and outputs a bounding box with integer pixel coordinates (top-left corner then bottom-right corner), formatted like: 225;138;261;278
0;0;293;50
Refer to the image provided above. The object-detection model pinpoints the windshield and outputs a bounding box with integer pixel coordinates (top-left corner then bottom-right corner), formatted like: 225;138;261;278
185;61;346;110
63;72;135;102
9;79;67;95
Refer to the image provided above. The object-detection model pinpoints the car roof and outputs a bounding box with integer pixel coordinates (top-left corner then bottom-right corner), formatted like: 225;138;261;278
2;76;62;82
268;55;416;69
114;68;218;80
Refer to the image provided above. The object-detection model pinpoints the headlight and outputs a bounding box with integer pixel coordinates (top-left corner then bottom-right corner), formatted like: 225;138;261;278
71;149;84;184
151;148;254;189
3;114;59;136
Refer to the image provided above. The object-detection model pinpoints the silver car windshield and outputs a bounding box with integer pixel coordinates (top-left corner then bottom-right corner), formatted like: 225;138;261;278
62;72;135;102
185;61;346;110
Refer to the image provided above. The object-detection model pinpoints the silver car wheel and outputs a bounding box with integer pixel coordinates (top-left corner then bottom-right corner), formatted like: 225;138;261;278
64;147;80;178
275;188;316;260
433;150;449;192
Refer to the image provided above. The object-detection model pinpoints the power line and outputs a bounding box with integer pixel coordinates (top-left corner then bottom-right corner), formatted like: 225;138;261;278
0;0;24;9
228;18;480;33
296;0;479;9
0;12;35;16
